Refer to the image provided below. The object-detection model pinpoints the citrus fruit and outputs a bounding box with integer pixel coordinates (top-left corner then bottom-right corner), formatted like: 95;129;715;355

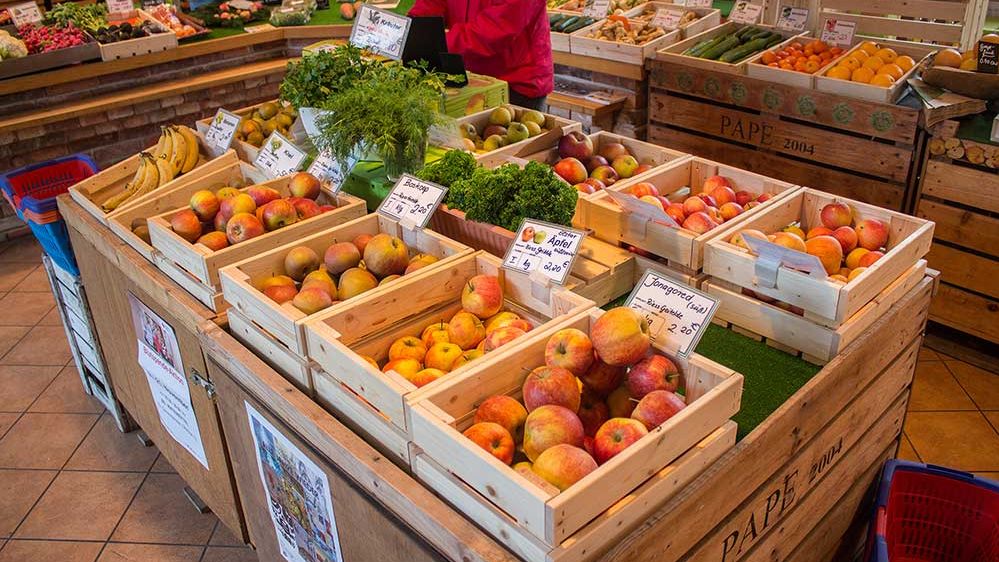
827;65;852;80
962;49;975;60
852;67;875;83
870;74;895;87
863;56;885;71
840;57;861;71
934;48;963;68
859;41;879;56
981;33;999;44
960;58;977;71
850;49;870;62
895;55;915;71
875;48;897;63
878;63;904;80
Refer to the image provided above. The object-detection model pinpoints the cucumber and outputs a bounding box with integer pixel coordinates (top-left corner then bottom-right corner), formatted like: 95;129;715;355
734;26;756;40
685;35;724;56
556;16;579;32
765;34;785;48
564;17;593;33
719;36;772;62
701;35;741;59
549;13;564;26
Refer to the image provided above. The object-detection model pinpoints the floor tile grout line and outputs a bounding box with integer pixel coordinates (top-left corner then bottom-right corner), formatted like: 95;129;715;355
939;359;989;412
102;470;152;546
1;537;247;548
199;521;221;562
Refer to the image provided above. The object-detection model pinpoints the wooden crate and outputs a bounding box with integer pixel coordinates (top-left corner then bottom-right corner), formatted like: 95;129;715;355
194;100;304;164
744;38;847;90
658;22;805;75
813;42;932;104
97;10;178;61
409;307;742;548
703;187;933;325
628;2;721;39
703;259;928;363
440;106;582;162
218;214;472;389
305;251;594;440
68;134;233;227
569;11;681;66
146;179;366;311
548;9;579;52
0;36;101;80
106;154;266;261
580;157;800;271
915;139;999;344
647;59;923;210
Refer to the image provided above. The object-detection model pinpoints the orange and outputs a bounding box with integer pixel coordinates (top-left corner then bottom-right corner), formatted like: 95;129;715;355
850;49;870;62
960;58;977;71
870;74;895;87
859;41;879;56
804;60;821;73
933;48;963;68
962;49;976;60
980;33;999;44
851;67;875;83
830;46;843;56
811;40;829;54
895;55;915;71
840;57;861;72
827;65;852;80
878;63;904;80
863;56;885;71
875;47;897;63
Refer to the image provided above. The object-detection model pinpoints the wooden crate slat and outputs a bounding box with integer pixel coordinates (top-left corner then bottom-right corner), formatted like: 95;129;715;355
227;308;312;393
917;199;999;257
926;243;999;300
819;0;971;21
922;159;999;215
822;12;964;44
929;283;999;343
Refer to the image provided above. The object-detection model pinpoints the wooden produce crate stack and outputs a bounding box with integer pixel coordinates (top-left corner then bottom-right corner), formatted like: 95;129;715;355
702;188;934;363
408;307;743;562
218;214;472;391
434;106;582;162
303;251;594;465
915;121;999;344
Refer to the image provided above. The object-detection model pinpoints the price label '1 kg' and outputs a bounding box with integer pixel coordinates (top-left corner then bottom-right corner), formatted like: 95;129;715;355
377;174;447;228
502;219;585;286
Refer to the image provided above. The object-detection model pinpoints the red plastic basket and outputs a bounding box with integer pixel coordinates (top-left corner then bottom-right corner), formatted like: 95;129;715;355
0;154;98;221
868;460;999;562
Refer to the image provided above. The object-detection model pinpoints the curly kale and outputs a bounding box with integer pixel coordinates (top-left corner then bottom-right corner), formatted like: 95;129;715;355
416;149;477;189
460;164;520;226
501;161;578;232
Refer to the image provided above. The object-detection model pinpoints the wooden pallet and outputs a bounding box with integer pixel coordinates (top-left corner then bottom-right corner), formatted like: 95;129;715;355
304;251;594;440
146;177;367;311
408;306;742;549
580;156;799;271
646;59;923;210
703;187;933;325
218;214;472;389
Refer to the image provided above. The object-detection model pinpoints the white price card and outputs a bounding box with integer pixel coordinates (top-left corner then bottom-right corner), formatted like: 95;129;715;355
776;5;809;31
583;0;610;18
307;152;357;193
203;109;241;158
686;0;711;7
253;132;307;179
605;189;680;227
651;8;684;30
729;1;763;24
106;0;134;16
820;18;856;47
741;231;827;288
8;2;42;25
377;174;447;228
625;269;718;358
502;219;585;286
349;4;411;61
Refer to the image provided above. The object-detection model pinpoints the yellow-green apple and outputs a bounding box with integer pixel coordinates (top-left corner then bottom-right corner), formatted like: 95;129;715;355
337;267;377;300
225;213;264;244
301;268;337;297
407;367;446;388
805;235;844;275
593;418;648;464
425;342;463;372
522;365;581;412
772;231;807;253
833;226;858;253
421;322;449;348
463;422;515;465
474;395;528;440
461;274;503;319
389;336;427;363
598;142;628;161
612;155;639;179
352;233;373;254
628;182;658;198
626;354;680;399
288;172;322;200
532;444;598;491
215;186;240;201
591;307;650;366
631;390;686;430
719;202;744;222
363;233;410;277
845;247;870;270
246;185;281;207
196;231;228;251
553;157;587;185
590;165;618;186
855;218;888;250
324;242;361;276
189;190;220;221
544;328;595;377
447;311;486;350
382;358;422;379
578;389;610;437
820;202;853;229
404;254;438;275
607;386;635;418
260;199;298;231
523;404;585;461
283;246;320;281
291;286;333;314
483;326;526;352
580;358;626;396
730;229;768;249
484;312;520;334
170;209;202;243
858;250;884;268
451;349;484;369
220;193;256;218
263;284;297;304
557;131;593;160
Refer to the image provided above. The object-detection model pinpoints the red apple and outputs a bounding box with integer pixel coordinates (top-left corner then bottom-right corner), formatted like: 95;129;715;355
363;233;409;277
324;242;361;276
719;202;744;222
820;202;853;229
590;307;650;366
260;199;299;231
593;418;648;464
553;157;588;185
855;218;889;250
523;404;585;461
709;184;737;206
682;196;708;216
170;209;202;243
590;165;619;186
196;231;229;251
598;142;629;162
225;212;265;244
246;185;281;208
832;226;858;253
735;190;756;206
474;395;528;440
288;172;322;200
574;182;596;195
531;444;597;491
665;203;686;225
557;131;594;160
463;422;515;465
628;182;658;198
189;190;220;222
580;358;626;397
578;389;610;437
583;178;606;191
522;365;581;412
627;354;680;399
219;193;256;218
461;274;503;319
683;211;716;234
545;328;594;377
582;155;609;173
292;198;322;220
263;284;297;304
631;390;685;430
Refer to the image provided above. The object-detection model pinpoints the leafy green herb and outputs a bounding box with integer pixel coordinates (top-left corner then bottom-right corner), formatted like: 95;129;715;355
44;2;106;32
415;149;477;188
279;45;376;110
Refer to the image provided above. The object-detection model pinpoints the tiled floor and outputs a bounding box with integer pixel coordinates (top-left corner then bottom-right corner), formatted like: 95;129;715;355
0;235;997;561
0;237;257;562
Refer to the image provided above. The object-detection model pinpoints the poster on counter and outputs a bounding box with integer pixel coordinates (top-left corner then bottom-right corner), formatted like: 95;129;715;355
128;293;209;469
246;401;344;562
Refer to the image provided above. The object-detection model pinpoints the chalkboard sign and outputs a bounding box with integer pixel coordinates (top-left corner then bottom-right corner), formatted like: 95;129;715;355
978;42;998;74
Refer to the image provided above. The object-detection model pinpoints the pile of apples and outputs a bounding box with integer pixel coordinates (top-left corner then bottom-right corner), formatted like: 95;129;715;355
461;307;687;492
624;176;773;234
460;106;550;153
731;201;890;283
364;275;533;388
260;232;437;315
169;172;334;250
553;132;653;194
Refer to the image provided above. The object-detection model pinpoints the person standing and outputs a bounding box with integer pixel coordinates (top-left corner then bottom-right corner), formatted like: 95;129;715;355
408;0;554;110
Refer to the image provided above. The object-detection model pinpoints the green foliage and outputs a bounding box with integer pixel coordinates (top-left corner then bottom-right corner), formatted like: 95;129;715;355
279;45;375;109
44;2;106;31
415;149;477;188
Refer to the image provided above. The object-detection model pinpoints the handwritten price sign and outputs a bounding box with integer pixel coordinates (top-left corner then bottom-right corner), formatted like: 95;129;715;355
625;269;718;357
253;132;307;179
307;152;357;193
349;4;411;61
502;219;585;286
377;174;447;228
203;109;241;158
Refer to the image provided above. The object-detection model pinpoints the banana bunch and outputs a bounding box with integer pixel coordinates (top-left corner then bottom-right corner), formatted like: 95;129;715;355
102;125;200;212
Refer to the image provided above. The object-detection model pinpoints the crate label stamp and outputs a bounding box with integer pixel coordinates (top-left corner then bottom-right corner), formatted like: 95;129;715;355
605;189;680;228
349;4;411;61
651;8;684;30
254;132;307;179
8;2;42;25
977;42;998;74
583;0;610;18
377;174;447;228
502;219;585;286
742;232;827;288
246;402;345;562
106;0;134;17
729;2;762;24
307;152;356;193
776;6;808;31
820;18;856;47
625;269;718;357
128;293;209;470
204;109;241;158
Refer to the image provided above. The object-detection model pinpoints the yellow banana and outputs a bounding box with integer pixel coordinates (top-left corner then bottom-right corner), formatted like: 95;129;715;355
152;132;165;159
167;127;187;176
102;157;145;212
155;154;175;187
157;127;172;160
130;154;160;201
176;125;200;174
